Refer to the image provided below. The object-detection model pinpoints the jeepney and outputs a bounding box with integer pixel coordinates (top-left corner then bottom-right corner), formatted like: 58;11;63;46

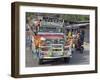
32;17;73;64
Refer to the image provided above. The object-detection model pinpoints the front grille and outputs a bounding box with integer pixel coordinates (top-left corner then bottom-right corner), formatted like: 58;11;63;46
52;49;62;51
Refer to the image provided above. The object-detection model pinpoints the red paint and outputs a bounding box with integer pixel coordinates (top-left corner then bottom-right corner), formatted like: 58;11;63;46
38;34;64;39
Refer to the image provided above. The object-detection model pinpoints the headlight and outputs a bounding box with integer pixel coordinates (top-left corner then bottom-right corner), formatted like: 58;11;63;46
41;37;46;41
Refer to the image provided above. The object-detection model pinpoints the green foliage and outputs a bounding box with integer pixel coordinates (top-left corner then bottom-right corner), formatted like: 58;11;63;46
26;12;89;22
62;14;89;21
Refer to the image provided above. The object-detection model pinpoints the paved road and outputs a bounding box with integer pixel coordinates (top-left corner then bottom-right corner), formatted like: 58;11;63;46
26;42;89;67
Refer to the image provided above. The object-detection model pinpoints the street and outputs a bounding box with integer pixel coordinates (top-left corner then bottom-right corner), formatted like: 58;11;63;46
26;42;89;67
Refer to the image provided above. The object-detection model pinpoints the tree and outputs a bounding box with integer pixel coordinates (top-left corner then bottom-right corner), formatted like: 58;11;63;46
62;14;89;22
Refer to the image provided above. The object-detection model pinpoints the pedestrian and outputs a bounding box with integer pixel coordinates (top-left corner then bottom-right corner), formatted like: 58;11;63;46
68;30;72;38
34;19;42;34
26;23;32;48
80;30;85;45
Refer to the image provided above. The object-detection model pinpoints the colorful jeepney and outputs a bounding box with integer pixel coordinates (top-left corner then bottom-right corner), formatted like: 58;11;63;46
32;17;72;64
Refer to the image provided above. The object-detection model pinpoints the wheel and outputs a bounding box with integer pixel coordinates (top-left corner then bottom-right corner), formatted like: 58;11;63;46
39;59;43;64
71;51;74;54
80;46;84;53
64;57;70;63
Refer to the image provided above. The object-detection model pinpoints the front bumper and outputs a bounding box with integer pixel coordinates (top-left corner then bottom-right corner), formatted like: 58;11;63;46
39;51;72;59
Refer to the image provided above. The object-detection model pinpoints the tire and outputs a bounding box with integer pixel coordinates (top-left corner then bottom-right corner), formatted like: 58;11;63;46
80;46;84;53
64;57;70;63
39;59;43;64
71;51;74;54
